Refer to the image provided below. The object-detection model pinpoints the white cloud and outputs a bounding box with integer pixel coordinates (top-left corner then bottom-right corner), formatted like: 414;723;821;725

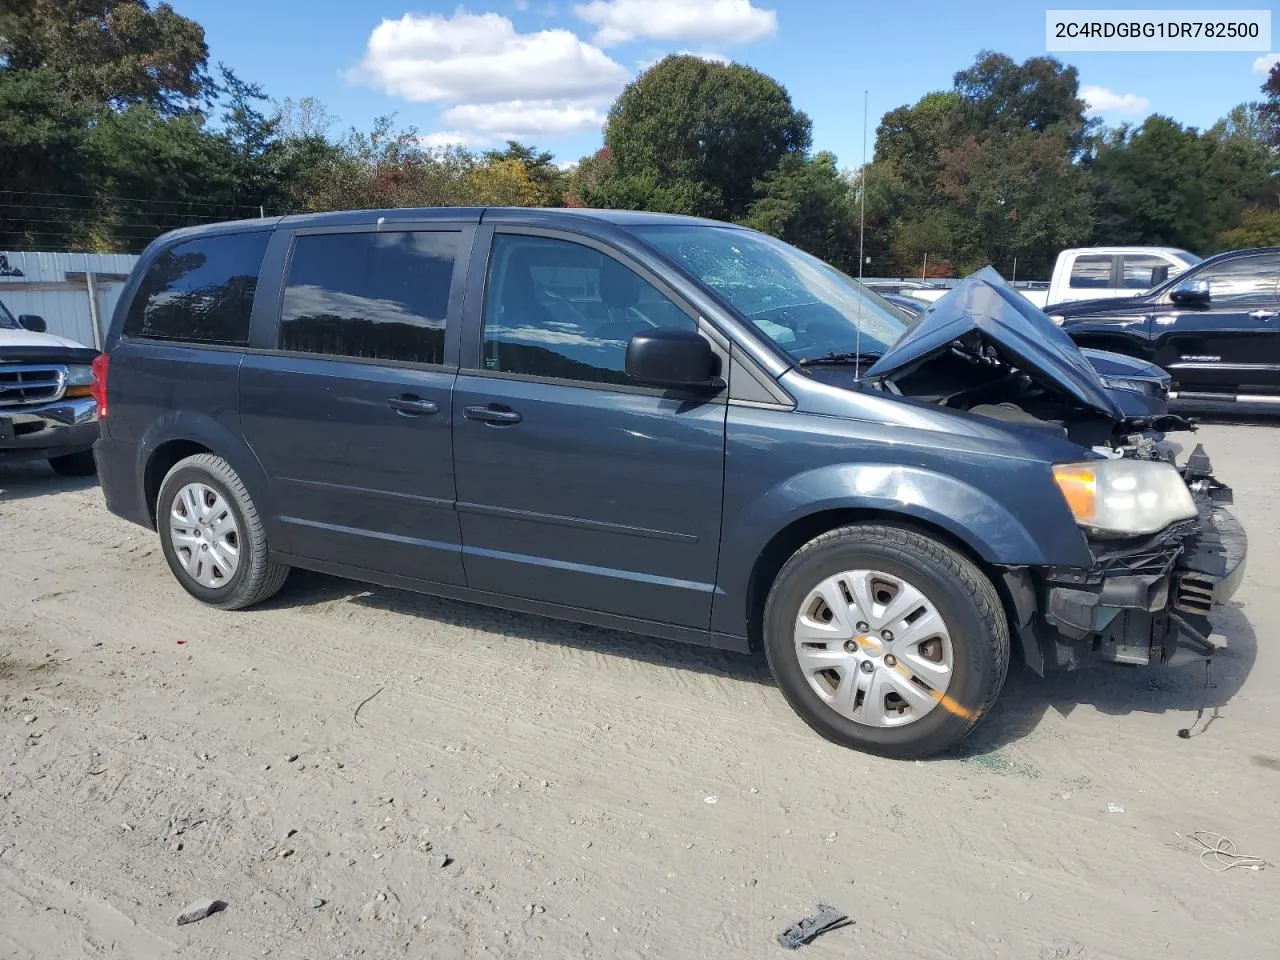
514;0;530;9
575;0;776;47
442;100;608;137
1253;52;1280;75
1081;85;1151;117
418;130;476;150
639;49;731;69
349;11;628;105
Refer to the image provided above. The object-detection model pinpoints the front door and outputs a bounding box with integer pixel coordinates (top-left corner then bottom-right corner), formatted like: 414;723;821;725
239;226;471;585
1151;252;1280;394
452;229;727;629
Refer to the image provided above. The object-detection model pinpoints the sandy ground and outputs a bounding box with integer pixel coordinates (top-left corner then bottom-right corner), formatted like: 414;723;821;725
1;420;1279;960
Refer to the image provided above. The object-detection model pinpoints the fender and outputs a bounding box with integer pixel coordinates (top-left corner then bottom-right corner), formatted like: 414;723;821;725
710;462;1093;640
135;410;291;553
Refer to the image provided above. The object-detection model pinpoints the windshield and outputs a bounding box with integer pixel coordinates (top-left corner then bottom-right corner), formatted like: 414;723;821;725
632;224;916;363
1174;250;1202;267
0;297;16;329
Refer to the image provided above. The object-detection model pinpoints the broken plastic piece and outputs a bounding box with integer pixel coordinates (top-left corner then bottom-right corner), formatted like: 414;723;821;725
776;902;851;950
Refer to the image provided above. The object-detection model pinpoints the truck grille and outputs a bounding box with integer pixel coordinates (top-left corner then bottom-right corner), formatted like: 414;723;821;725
0;364;66;408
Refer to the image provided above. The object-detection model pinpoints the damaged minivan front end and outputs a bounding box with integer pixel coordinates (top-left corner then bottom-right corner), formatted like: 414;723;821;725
860;268;1246;676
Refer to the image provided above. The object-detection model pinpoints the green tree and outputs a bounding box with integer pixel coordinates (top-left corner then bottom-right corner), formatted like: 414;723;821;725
601;54;811;220
0;67;100;249
0;0;212;114
743;153;858;271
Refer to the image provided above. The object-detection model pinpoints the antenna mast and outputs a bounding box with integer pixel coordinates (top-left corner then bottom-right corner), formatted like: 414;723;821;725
855;89;868;376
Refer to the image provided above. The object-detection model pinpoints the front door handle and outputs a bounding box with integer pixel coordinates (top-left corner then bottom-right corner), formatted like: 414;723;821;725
463;404;522;425
387;395;440;416
1248;310;1278;320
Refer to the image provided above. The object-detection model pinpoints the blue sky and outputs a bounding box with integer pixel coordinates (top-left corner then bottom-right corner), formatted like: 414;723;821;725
174;0;1277;167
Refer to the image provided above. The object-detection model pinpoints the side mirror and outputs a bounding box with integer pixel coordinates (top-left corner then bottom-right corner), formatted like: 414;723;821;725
625;328;722;389
18;314;46;333
1170;278;1210;305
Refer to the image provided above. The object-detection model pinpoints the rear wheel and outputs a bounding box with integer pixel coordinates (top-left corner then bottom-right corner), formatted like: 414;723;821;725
763;523;1009;758
156;453;289;610
48;449;97;477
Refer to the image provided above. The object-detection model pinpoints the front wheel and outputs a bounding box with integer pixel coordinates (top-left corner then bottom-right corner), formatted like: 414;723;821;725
763;523;1009;758
156;453;290;610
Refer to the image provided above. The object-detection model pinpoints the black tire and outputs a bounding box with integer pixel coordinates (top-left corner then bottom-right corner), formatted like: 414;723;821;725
48;449;97;477
156;453;289;610
763;523;1009;759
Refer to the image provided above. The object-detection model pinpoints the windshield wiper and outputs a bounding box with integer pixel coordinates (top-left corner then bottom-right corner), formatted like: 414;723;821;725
798;351;883;367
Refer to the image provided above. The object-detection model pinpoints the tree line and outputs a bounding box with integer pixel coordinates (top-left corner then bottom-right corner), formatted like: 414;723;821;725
2;1;1278;279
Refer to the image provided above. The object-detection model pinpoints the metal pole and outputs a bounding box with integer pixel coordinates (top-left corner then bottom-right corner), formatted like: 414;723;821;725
1011;256;1018;283
922;253;928;279
85;270;104;351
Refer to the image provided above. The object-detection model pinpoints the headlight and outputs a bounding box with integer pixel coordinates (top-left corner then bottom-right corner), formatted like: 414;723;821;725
1052;459;1196;536
63;364;94;397
1099;375;1152;396
1049;314;1066;326
65;364;94;386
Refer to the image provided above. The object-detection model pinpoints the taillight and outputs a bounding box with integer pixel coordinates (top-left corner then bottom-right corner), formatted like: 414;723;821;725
91;352;109;418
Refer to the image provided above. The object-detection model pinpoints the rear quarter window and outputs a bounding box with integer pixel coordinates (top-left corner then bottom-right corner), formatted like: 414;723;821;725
124;232;270;344
1069;255;1113;289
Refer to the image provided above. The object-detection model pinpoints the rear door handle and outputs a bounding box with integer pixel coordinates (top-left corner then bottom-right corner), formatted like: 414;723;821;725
1248;310;1278;320
387;395;440;416
463;404;522;425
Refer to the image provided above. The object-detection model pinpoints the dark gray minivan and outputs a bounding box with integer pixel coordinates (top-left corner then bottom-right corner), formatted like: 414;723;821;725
93;208;1246;757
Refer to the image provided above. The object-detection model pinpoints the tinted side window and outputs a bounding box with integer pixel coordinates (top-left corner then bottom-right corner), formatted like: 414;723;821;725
1195;255;1280;303
482;234;695;386
1121;255;1171;290
1069;255;1113;289
279;231;459;364
124;232;269;343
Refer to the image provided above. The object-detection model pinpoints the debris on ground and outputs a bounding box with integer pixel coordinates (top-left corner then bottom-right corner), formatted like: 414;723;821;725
311;897;327;909
176;898;225;926
432;854;452;869
1107;803;1125;814
1183;831;1269;872
775;903;851;950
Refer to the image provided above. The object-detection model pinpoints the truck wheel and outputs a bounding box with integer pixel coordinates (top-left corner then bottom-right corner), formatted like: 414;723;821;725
48;450;97;477
763;523;1009;759
156;453;290;610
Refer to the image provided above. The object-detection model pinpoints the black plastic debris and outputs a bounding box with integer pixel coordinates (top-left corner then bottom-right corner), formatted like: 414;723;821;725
776;903;851;950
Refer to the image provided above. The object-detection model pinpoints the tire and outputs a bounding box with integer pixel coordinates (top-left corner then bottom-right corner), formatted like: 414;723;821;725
156;453;290;610
763;523;1009;759
48;449;97;477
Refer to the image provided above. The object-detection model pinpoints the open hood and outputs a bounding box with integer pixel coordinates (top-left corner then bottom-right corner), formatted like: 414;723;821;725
865;267;1125;421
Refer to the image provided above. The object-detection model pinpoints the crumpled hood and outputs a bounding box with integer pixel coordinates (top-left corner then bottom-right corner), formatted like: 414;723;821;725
866;267;1126;421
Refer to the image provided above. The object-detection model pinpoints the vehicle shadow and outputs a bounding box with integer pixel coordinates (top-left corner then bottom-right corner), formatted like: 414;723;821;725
957;601;1257;756
273;572;1258;751
0;460;99;503
270;570;776;687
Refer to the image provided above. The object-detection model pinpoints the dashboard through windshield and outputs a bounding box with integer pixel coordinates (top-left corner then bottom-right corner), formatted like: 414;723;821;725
632;224;916;363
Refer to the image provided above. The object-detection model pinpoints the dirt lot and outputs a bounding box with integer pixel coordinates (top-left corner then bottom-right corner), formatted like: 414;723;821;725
1;421;1278;960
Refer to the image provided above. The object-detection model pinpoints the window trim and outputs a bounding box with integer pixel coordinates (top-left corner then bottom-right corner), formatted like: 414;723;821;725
121;229;272;347
466;225;728;398
251;223;475;368
1157;252;1280;306
1067;253;1117;291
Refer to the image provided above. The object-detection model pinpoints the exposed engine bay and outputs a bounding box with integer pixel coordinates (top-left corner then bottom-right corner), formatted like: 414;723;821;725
878;329;1192;449
838;269;1247;674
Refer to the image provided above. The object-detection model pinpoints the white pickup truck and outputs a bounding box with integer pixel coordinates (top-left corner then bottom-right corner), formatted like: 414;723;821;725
872;246;1200;310
1041;246;1201;307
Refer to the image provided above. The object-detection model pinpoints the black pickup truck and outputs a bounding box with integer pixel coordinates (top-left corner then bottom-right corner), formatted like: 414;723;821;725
1046;247;1280;406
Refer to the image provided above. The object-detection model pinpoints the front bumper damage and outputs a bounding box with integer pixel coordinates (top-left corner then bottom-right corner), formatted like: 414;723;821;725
1013;445;1246;672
